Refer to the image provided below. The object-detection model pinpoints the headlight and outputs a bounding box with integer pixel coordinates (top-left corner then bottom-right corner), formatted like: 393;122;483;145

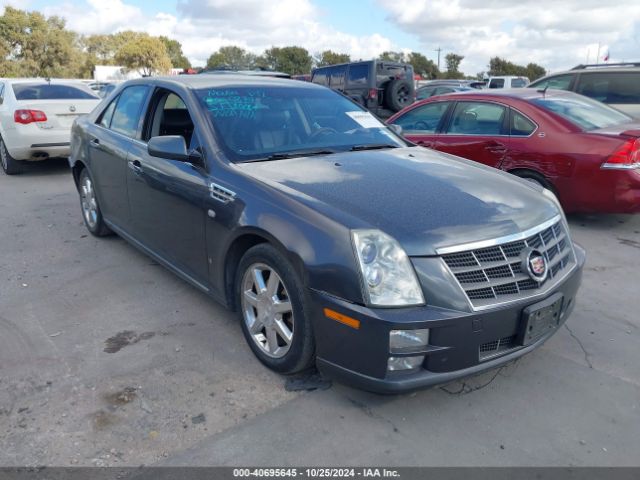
542;188;568;225
352;229;425;307
390;329;430;352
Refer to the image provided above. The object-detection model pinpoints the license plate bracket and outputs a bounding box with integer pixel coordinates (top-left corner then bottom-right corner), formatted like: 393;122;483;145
518;293;564;346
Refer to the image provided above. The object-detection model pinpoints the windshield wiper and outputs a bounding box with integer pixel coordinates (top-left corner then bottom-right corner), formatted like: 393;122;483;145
349;144;400;152
239;149;338;163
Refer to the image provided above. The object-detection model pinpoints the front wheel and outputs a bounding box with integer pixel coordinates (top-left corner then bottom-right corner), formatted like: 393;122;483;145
236;244;315;374
78;169;112;237
0;136;23;175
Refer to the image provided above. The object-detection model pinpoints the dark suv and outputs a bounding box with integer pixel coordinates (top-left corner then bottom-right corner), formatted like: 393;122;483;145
529;63;640;117
311;60;415;118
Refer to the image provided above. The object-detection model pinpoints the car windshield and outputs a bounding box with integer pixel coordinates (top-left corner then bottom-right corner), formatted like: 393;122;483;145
12;83;99;100
195;86;406;162
532;94;633;130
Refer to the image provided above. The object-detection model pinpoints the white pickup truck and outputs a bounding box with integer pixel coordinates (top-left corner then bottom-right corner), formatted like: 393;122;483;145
485;76;530;89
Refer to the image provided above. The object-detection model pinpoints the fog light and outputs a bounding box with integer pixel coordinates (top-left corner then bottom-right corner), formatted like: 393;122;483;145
387;355;424;372
389;328;429;352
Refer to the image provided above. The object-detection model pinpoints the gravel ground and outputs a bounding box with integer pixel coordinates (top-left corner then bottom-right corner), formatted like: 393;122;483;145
1;159;638;467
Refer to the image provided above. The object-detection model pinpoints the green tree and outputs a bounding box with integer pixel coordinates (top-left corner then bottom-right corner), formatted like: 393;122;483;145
261;46;312;75
206;46;256;70
159;36;191;69
444;53;464;79
406;51;439;79
114;34;172;76
0;7;81;77
488;57;546;80
379;51;405;63
315;50;350;67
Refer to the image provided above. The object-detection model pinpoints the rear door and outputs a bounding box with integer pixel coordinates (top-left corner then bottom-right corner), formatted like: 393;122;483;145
389;101;452;148
85;85;150;231
575;72;640;118
435;100;509;168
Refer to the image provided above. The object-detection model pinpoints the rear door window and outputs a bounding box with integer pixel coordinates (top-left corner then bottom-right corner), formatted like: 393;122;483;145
530;74;573;91
109;86;150;138
391;101;451;133
312;69;328;86
576;72;640;104
12;83;99;100
510;110;537;136
98;97;118;128
447;101;507;135
488;79;505;89
330;65;347;89
347;64;369;86
510;78;528;88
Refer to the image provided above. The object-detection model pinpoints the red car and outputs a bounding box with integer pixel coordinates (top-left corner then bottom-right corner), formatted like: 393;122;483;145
387;89;640;213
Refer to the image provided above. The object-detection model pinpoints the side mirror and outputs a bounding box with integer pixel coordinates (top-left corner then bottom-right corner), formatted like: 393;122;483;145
389;124;403;136
148;136;189;162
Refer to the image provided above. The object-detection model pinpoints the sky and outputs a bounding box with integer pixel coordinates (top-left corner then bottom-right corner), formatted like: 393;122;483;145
6;0;640;76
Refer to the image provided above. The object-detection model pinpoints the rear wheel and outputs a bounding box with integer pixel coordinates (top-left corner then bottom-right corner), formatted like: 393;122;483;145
236;244;315;374
78;168;112;237
385;79;413;112
511;169;555;192
0;136;23;175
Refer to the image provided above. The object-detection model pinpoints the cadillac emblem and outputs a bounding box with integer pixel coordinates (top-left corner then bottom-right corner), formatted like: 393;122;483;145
69;105;76;112
521;248;548;282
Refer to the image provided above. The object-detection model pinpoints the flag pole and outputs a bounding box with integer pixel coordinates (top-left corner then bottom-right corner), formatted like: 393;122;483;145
596;43;601;64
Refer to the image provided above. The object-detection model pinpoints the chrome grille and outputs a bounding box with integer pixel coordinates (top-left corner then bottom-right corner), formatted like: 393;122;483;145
442;219;575;310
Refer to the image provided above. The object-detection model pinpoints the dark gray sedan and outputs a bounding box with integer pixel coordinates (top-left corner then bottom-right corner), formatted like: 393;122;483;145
69;75;584;393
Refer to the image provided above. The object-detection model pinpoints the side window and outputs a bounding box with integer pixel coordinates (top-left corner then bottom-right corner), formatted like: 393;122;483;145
347;64;369;86
416;87;434;100
533;74;573;91
510;110;536;136
434;87;453;95
97;97;118;128
146;90;195;149
488;78;505;89
110;86;149;138
577;73;640;104
0;83;5;104
331;66;346;89
447;102;507;135
391;102;451;133
312;70;328;86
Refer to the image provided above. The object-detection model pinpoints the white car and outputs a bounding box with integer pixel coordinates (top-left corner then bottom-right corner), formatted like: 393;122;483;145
0;79;101;175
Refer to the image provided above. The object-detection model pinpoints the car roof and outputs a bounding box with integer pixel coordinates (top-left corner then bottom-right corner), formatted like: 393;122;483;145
416;88;577;102
0;78;91;85
123;74;324;91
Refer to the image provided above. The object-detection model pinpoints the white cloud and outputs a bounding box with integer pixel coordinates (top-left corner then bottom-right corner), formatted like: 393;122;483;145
41;0;398;68
379;0;640;76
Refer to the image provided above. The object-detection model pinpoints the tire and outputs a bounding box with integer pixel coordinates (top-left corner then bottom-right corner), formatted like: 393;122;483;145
0;136;23;175
384;79;413;112
236;244;315;374
511;169;555;192
78;168;112;237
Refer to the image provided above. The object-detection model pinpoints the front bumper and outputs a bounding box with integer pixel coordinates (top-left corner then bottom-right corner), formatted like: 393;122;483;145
312;244;585;394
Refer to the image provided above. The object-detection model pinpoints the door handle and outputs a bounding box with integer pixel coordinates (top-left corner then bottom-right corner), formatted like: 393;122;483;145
89;138;100;148
128;159;143;175
417;140;434;148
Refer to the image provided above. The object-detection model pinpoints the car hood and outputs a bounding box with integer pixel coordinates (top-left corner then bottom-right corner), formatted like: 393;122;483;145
237;147;559;256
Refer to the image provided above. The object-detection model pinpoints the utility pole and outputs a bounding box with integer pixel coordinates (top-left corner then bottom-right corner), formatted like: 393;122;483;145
435;47;442;70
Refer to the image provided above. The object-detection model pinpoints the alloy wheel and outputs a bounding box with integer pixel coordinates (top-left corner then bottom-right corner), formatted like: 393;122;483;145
80;175;98;229
240;263;294;358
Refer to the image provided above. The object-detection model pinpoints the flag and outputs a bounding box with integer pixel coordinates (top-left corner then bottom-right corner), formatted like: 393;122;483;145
603;51;610;61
